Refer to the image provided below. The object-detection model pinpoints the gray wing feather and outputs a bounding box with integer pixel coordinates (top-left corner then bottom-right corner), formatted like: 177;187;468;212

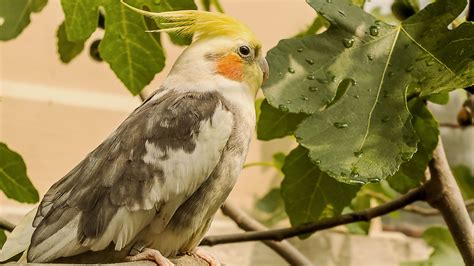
28;90;231;262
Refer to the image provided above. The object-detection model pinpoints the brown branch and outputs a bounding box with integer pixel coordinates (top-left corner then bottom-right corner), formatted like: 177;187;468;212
382;223;423;238
425;138;474;265
201;186;426;246
218;202;313;266
439;122;473;129
0;218;15;232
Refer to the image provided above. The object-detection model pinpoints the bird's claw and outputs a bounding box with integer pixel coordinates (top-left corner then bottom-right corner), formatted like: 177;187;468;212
191;248;221;266
125;248;175;266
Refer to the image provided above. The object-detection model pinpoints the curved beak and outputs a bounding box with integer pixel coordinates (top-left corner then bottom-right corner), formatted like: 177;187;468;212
259;57;269;83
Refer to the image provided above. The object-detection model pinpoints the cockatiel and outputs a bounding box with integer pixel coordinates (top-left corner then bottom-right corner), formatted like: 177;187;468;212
0;3;268;265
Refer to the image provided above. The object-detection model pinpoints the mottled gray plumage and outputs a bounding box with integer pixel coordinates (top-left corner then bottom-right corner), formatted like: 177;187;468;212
25;89;250;262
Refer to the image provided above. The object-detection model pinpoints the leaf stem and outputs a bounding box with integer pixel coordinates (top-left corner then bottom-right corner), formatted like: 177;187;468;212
242;162;276;169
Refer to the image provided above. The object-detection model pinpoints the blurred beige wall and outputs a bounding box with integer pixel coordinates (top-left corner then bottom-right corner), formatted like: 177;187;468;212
0;0;313;219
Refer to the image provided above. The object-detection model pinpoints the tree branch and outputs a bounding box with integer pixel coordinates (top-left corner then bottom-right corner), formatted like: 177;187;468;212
201;186;426;246
219;202;313;265
425;138;474;265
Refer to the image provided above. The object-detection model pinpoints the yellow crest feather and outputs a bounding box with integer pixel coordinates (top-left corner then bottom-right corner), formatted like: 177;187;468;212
121;1;260;47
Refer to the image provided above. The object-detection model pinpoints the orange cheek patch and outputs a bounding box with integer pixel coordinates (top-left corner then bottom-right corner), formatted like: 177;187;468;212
216;53;244;81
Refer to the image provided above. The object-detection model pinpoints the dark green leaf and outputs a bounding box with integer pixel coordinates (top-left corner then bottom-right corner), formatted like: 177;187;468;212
294;16;329;38
60;0;197;95
387;100;439;193
427;92;450;105
391;0;420;21
0;0;47;40
257;100;307;140
0;143;39;203
344;192;371;234
451;165;474;199
201;0;211;11
0;229;6;249
281;146;360;229
265;0;473;183
402;226;463;266
272;152;286;171
256;188;284;213
255;98;264;123
57;22;85;63
60;0;99;41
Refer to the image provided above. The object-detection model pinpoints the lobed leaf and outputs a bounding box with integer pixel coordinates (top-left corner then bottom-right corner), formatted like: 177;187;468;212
60;0;196;95
257;100;308;140
57;21;85;63
281;146;359;229
263;0;473;184
0;0;47;40
387;99;439;193
0;143;39;203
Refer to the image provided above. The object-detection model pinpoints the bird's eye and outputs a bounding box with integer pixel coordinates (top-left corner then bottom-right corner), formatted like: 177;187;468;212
238;45;251;57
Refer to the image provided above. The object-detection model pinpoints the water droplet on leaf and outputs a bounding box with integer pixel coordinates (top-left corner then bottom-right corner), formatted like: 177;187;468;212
307;74;315;80
426;60;435;66
368;177;381;183
286;99;292;104
288;67;295;74
354;150;363;158
388;71;394;77
401;152;412;161
297;48;304;52
305;58;315;65
367;54;374;60
353;95;360;99
349;179;365;185
278;104;289;112
334;122;348;129
309;86;318;92
350;170;359;179
338;10;345;16
369;26;379;36
343;38;354;48
300;95;309;101
317;78;329;84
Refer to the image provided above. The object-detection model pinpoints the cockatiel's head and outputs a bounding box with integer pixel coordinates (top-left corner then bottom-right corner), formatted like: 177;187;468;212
123;2;269;96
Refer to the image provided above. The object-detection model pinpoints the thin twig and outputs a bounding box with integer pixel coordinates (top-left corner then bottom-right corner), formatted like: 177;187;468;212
382;224;423;238
219;202;313;266
439;122;473;129
201;186;426;245
425;138;474;265
0;218;15;232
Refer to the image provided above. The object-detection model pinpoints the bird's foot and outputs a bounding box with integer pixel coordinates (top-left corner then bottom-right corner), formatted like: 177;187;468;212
125;248;175;266
190;248;221;266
